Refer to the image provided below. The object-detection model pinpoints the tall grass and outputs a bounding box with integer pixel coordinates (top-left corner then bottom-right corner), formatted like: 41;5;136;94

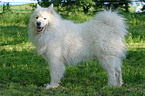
0;4;34;26
0;4;145;96
0;13;31;26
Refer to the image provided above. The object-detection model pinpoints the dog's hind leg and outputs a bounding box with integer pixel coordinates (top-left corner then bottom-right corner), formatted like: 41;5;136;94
46;57;65;89
115;64;123;87
98;55;122;87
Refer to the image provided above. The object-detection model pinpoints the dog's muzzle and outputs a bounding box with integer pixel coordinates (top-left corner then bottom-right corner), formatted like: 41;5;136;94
36;27;44;32
36;22;44;32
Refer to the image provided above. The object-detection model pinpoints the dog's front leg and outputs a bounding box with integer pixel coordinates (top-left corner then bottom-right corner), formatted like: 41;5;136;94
46;57;65;89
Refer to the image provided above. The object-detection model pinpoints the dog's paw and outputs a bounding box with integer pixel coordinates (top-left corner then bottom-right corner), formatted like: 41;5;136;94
45;83;59;89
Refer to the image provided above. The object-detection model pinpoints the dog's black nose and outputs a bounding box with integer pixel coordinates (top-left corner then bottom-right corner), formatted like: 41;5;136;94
37;22;41;26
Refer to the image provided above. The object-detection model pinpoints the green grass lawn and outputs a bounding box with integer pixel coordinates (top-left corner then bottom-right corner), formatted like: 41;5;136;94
0;4;145;96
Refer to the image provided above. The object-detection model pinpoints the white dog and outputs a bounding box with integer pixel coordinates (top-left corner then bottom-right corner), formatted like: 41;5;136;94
28;4;127;89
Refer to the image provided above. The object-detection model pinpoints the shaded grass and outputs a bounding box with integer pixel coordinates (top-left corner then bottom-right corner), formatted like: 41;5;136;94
0;4;145;96
126;13;145;44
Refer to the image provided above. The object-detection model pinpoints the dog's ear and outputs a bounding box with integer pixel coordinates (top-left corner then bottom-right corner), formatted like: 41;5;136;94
37;4;41;8
49;4;54;8
48;4;54;14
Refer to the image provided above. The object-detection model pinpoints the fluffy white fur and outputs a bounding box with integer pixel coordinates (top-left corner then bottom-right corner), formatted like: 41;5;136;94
28;4;128;89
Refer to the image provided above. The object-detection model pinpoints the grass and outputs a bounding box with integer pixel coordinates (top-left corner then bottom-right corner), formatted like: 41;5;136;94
0;4;145;96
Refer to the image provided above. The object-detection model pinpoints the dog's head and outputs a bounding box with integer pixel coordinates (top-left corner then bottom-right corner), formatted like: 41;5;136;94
30;4;55;33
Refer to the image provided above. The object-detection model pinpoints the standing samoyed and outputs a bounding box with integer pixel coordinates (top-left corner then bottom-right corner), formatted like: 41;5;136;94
29;4;128;89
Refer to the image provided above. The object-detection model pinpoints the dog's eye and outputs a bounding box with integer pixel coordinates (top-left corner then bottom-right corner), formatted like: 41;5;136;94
36;16;39;19
44;18;47;20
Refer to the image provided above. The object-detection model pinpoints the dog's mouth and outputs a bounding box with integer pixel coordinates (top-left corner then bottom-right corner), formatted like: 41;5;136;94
36;27;44;32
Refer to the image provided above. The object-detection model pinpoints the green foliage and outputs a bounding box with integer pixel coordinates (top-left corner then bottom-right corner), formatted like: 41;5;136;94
41;0;130;13
0;4;145;96
78;0;96;14
2;2;11;13
41;0;96;13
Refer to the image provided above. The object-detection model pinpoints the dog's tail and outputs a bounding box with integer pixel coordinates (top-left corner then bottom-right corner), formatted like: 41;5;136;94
95;10;128;38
